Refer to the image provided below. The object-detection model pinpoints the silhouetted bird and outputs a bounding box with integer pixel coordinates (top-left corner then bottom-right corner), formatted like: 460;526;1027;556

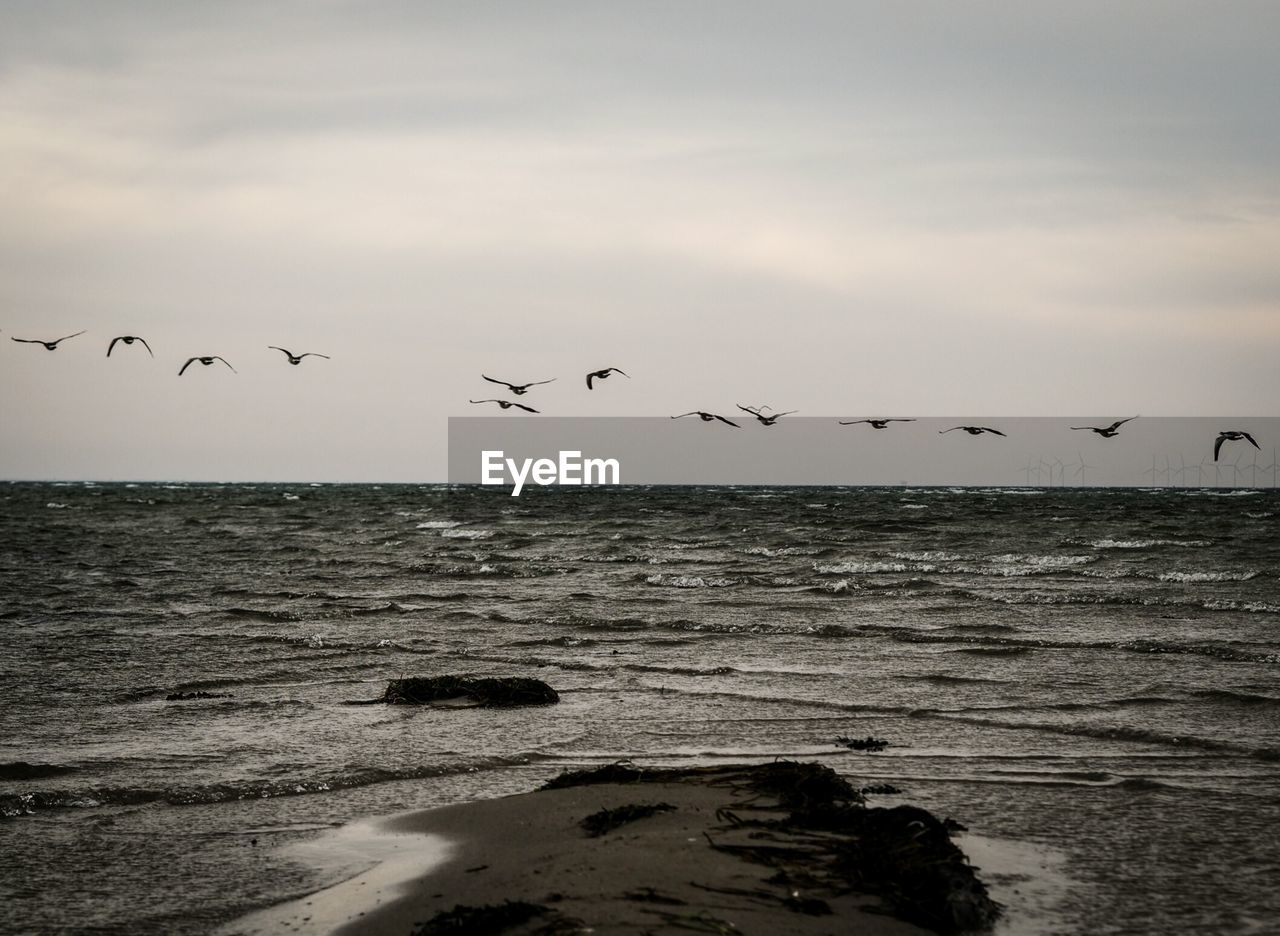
269;346;330;365
179;356;236;376
737;404;796;426
482;375;555;395
1071;416;1136;438
672;411;740;427
940;426;1006;436
586;367;628;389
839;418;916;429
470;399;539;413
107;336;153;358
11;331;85;350
1214;430;1259;461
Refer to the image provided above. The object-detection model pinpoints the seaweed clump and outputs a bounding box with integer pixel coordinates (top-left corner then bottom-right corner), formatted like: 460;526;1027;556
835;735;889;751
380;675;559;708
580;802;676;837
409;900;580;936
540;760;999;934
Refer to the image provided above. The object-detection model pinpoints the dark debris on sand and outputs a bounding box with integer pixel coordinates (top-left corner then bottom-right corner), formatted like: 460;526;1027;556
542;760;1000;934
409;900;581;936
580;802;676;837
373;675;559;708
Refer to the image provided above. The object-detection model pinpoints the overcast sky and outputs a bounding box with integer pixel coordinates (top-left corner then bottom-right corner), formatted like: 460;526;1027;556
2;1;1277;481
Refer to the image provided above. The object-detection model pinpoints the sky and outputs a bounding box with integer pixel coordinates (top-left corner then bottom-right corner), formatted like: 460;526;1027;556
2;1;1277;481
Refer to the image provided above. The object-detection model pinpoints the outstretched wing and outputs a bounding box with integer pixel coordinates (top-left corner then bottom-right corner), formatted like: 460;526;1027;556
526;378;556;387
213;356;237;373
938;427;961;434
838;420;869;425
1242;431;1260;449
736;404;762;416
299;353;330;360
514;402;539;413
1107;416;1137;432
107;337;122;357
482;375;514;389
980;427;1006;436
1214;434;1225;461
179;357;196;376
55;330;86;344
671;412;699;419
10;337;41;344
269;346;292;357
714;415;741;427
138;338;154;357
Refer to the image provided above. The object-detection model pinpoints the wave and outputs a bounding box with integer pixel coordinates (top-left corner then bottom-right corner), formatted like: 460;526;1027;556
0;762;77;782
1155;570;1258;583
916;712;1280;762
1084;538;1214;549
0;755;539;819
645;574;737;588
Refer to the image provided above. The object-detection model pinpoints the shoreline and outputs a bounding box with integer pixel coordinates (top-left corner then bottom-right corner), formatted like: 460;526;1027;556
221;762;1038;936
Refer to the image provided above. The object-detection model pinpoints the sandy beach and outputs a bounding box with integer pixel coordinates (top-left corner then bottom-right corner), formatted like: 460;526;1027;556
226;762;1003;936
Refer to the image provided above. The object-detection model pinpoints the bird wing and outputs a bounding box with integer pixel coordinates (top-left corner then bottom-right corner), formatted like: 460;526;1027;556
1069;426;1092;431
613;368;629;377
776;410;798;417
269;346;292;357
714;415;741;427
586;372;596;389
469;399;498;404
1214;434;1225;461
482;375;514;389
938;427;960;434
10;337;41;344
672;413;698;419
1242;431;1260;449
138;338;154;357
889;418;916;422
214;356;237;372
515;403;539;413
1109;416;1137;431
55;330;86;344
527;379;556;387
299;353;330;360
736;404;762;416
179;358;196;376
981;427;1006;436
107;337;122;357
838;420;867;425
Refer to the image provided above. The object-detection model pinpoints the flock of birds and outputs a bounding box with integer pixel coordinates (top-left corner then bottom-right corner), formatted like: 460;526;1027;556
7;329;328;375
8;331;1261;462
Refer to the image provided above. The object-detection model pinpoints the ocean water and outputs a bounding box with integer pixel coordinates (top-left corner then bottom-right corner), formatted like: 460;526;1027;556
1;482;1277;935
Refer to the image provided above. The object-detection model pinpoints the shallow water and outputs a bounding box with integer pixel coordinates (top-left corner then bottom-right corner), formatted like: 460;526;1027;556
2;482;1277;934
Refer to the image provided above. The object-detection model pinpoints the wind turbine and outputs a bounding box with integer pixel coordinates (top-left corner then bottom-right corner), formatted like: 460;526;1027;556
1074;451;1096;487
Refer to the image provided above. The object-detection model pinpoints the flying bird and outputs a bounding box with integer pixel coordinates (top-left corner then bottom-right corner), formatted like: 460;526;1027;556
672;411;741;427
839;418;916;429
107;335;153;358
269;346;330;365
1214;430;1259;461
939;426;1006;437
737;404;796;426
586;367;628;389
469;399;539;413
482;375;555;395
1071;416;1137;438
11;331;85;350
179;356;236;376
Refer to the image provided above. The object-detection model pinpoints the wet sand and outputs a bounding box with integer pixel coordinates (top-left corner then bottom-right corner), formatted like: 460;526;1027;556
225;762;1014;936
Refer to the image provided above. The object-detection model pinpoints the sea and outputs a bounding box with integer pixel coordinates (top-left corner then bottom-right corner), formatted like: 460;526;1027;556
1;482;1277;935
